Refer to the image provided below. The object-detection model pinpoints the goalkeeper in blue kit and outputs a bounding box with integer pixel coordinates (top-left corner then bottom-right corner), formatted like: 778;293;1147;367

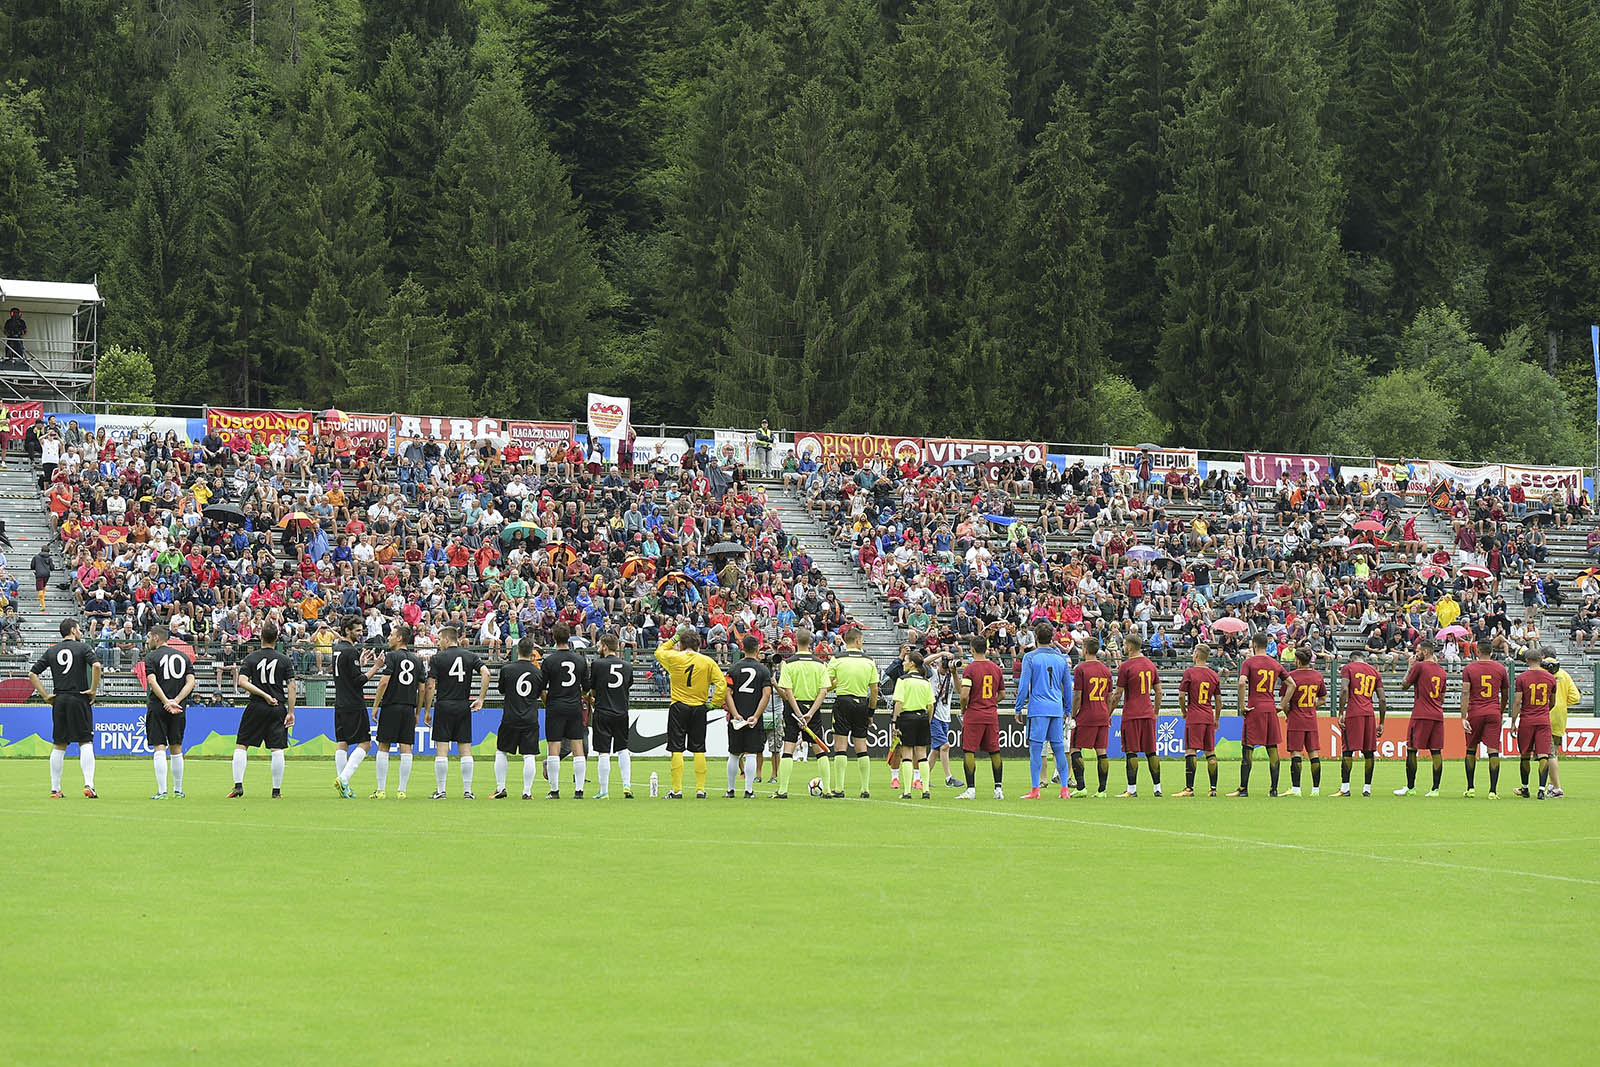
1015;623;1073;800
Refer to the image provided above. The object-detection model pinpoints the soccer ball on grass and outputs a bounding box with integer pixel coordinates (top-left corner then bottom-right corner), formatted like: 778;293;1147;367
808;778;825;797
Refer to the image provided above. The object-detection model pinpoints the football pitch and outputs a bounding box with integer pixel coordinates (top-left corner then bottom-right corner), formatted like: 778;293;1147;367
8;757;1598;1065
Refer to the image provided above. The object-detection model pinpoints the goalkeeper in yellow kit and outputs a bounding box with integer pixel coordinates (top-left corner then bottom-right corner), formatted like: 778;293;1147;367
654;626;728;798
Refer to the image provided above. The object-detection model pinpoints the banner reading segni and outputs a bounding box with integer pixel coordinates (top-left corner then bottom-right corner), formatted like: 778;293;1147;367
1110;445;1198;473
1503;464;1584;493
586;393;631;441
923;438;1047;466
205;407;313;446
392;413;502;443
1244;452;1334;486
793;432;924;466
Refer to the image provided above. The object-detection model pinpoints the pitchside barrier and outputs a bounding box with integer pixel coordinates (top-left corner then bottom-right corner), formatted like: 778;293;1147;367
1;706;1594;761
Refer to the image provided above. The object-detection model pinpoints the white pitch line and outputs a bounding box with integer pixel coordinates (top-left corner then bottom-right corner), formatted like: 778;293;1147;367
871;801;1600;887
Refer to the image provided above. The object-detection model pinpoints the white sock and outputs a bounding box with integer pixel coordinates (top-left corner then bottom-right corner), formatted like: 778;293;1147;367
49;748;64;791
80;744;95;787
376;750;390;791
461;756;473;793
154;750;168;794
744;754;756;790
341;747;366;784
727;756;739;792
398;752;413;791
335;749;347;777
495;751;509;791
546;756;559;791
435;756;449;793
597;754;611;793
522;755;537;796
573;756;586;793
232;748;247;785
618;750;632;790
172;753;184;791
270;750;284;789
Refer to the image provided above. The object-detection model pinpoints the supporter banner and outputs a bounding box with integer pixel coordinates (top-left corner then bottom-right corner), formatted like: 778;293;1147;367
714;429;754;464
1428;459;1502;490
586;393;632;441
1110;445;1198;473
924;438;1048;466
86;413;196;443
505;420;574;455
1503;464;1584;493
1244;452;1333;486
392;413;502;443
0;399;44;434
793;432;923;466
632;435;691;467
205;407;313;446
328;412;393;452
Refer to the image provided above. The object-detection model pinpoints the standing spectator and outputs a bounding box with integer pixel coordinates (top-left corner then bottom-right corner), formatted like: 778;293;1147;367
30;547;53;611
3;308;26;364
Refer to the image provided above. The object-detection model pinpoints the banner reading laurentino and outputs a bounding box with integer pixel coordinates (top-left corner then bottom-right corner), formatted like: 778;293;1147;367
1110;444;1198;473
793;432;923;466
205;407;314;446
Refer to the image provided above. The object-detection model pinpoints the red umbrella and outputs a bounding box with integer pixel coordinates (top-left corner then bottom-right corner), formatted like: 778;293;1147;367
1212;617;1248;634
1420;566;1447;580
1436;625;1470;641
1460;564;1492;580
1352;520;1384;532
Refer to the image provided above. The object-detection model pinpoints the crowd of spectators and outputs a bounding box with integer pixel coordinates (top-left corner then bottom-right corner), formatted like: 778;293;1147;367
15;415;870;689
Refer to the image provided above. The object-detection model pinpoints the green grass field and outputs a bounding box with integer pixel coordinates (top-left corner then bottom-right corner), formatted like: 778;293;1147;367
7;755;1598;1065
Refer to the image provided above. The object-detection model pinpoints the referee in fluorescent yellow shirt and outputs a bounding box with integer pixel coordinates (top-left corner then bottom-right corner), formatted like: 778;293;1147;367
654;626;727;798
826;626;879;797
775;629;831;798
1543;648;1580;798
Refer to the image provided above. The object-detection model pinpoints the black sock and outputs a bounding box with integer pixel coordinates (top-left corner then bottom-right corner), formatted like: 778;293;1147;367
1538;757;1549;788
1240;750;1253;792
1148;756;1161;787
990;754;1003;785
1364;755;1375;786
1465;754;1477;789
1489;754;1500;792
1096;755;1109;792
1268;749;1280;791
1071;752;1085;789
1521;755;1530;786
1341;754;1352;785
1185;754;1196;790
1310;757;1321;789
1406;751;1418;789
1207;756;1218;788
1126;755;1138;787
1431;755;1442;791
1291;756;1302;788
964;751;976;789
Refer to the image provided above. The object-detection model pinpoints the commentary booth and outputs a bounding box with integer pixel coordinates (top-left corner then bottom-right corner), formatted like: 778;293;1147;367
0;276;102;405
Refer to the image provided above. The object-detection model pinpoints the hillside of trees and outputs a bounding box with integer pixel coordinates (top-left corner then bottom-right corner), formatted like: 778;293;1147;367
2;0;1596;461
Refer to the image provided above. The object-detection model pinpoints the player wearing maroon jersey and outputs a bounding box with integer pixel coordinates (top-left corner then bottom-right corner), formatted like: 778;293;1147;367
1070;637;1114;797
1230;634;1286;797
1460;647;1510;798
1336;651;1386;796
1512;647;1555;799
1113;635;1163;797
1280;648;1326;796
1173;644;1221;797
1397;641;1449;796
957;636;1007;800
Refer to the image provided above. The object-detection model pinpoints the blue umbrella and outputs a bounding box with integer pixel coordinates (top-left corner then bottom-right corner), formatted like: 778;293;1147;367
942;458;975;468
1223;590;1259;606
985;514;1018;526
1126;546;1161;561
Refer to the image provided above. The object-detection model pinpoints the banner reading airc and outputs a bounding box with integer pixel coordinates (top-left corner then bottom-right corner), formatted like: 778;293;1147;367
1244;452;1334;486
392;414;502;443
205;407;314;446
794;432;924;466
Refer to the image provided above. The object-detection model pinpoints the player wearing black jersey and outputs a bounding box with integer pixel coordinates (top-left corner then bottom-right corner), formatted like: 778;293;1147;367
332;617;375;797
231;622;296;798
541;623;590;798
30;617;100;798
586;632;633;798
426;626;490;799
142;625;195;799
495;637;544;798
369;625;428;799
724;636;773;798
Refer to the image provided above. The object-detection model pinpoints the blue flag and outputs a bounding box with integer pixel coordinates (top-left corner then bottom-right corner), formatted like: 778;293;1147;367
1592;324;1599;422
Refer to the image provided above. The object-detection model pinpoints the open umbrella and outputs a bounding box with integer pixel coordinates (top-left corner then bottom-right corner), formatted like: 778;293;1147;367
708;541;748;557
1238;568;1269;582
1136;442;1162;452
1378;562;1412;574
499;521;545;545
1377;492;1405;511
1321;536;1350;548
1223;590;1258;605
545;543;578;566
941;458;975;469
1351;519;1384;532
1419;566;1448;580
278;511;317;529
1212;617;1248;634
656;571;689;591
1345;542;1377;554
621;556;655;579
1436;625;1471;641
320;408;348;425
1126;546;1161;562
1460;564;1492;580
203;502;249;525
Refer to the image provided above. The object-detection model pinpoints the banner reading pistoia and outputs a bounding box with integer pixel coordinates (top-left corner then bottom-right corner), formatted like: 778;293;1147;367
586;393;631;441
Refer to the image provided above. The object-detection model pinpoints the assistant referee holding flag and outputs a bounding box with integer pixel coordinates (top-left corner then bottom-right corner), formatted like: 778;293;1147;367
654;625;727;798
